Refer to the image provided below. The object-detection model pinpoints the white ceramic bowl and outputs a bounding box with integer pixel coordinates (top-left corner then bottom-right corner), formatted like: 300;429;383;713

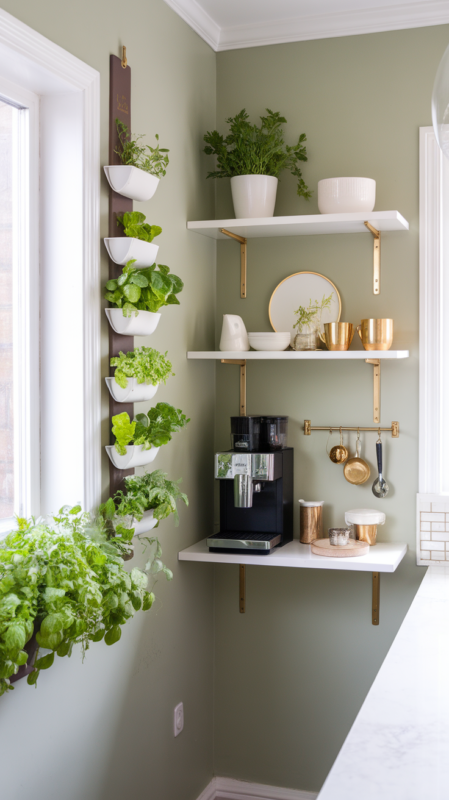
248;332;291;351
317;178;376;214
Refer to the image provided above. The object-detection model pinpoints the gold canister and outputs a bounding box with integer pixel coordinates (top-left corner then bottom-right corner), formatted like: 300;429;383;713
357;319;393;351
355;524;378;545
320;322;355;351
299;500;323;543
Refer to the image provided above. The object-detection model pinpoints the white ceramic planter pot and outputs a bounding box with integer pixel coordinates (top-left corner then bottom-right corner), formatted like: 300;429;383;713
104;165;160;202
230;175;278;219
104;237;158;268
105;308;161;337
105;377;159;403
317;177;376;214
105;444;160;470
132;510;158;537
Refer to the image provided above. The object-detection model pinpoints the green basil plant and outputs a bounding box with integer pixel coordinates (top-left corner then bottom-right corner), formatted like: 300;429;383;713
112;402;190;456
104;259;184;317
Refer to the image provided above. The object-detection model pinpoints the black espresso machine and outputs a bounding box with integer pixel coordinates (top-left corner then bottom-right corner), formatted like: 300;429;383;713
207;416;293;554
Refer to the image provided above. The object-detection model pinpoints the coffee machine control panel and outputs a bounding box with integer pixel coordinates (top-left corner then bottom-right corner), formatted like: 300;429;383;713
215;452;276;481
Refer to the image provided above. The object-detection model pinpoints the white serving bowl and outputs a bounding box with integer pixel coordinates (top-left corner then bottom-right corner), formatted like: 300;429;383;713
248;332;291;351
317;177;376;214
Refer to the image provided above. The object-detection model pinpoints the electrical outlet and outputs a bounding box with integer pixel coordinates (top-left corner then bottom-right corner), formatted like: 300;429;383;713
174;702;184;737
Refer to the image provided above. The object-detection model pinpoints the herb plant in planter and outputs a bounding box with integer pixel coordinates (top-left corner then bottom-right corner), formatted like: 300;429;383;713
204;109;311;219
106;346;174;404
292;294;333;352
104;212;162;268
104;259;184;337
104;119;169;203
102;470;189;537
106;402;190;470
0;507;172;696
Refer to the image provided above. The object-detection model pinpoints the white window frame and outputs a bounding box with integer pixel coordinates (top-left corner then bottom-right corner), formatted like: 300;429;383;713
417;126;449;565
0;9;100;521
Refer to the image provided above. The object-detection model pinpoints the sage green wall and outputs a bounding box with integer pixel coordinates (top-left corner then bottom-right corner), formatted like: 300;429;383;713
213;26;449;793
0;3;216;800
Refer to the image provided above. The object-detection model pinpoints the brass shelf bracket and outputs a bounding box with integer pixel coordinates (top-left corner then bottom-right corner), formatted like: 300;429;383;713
220;228;247;299
364;221;381;295
365;358;380;423
372;572;380;625
121;46;128;69
221;359;247;415
304;420;399;437
239;565;246;613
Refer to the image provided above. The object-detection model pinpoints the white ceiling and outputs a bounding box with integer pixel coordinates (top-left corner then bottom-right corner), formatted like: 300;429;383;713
163;0;449;51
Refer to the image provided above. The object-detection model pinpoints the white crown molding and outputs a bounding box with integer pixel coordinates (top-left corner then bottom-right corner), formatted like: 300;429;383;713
163;0;220;50
164;0;449;52
197;777;318;800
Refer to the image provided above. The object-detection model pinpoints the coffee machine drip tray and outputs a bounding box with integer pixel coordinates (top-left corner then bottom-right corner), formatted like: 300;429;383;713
207;532;281;553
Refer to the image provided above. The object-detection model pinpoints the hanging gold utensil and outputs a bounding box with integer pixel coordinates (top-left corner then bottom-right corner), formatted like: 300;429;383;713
344;430;371;485
329;427;349;464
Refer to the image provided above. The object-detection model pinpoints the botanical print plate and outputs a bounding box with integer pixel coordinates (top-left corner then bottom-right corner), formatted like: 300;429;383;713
269;271;341;346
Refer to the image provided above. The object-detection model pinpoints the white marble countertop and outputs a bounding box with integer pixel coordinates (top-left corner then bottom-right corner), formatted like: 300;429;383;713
317;566;449;800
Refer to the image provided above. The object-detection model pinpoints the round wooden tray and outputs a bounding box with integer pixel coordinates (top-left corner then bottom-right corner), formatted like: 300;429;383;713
311;538;369;558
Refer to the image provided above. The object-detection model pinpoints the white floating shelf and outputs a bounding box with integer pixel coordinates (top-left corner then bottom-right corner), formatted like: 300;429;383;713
179;538;407;573
187;350;409;360
187;210;409;240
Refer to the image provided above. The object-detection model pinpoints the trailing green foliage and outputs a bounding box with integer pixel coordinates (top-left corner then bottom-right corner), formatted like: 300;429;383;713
112;403;190;455
115;119;169;179
101;470;188;532
110;347;173;390
0;507;172;696
203;109;311;199
104;259;184;316
116;211;162;244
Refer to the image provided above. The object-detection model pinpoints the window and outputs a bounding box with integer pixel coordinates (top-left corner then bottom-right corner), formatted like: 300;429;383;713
0;84;39;534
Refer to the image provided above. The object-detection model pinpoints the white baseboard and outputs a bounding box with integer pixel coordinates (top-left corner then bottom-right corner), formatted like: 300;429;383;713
196;777;318;800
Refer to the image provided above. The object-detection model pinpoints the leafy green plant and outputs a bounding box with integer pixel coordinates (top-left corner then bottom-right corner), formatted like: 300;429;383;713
0;507;172;696
116;211;162;244
102;470;188;530
111;347;173;390
293;293;334;332
115;119;169;178
104;259;184;317
112;402;190;455
203;109;311;199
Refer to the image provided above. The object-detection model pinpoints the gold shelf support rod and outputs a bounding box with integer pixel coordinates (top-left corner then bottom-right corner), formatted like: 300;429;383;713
365;358;380;423
121;46;128;69
220;228;247;299
221;359;247;416
372;572;380;625
239;564;246;614
304;420;399;437
364;221;381;295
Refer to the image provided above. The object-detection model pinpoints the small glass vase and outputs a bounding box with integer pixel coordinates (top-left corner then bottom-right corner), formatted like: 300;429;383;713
293;329;319;351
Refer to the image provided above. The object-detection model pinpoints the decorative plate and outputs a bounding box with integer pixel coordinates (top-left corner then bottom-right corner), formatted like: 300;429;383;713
269;271;341;346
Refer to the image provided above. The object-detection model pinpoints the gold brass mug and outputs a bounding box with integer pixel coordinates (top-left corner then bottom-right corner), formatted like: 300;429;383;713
320;322;354;351
357;319;393;351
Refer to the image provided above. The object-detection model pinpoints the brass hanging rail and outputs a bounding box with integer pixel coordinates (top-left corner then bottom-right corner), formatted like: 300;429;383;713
304;420;399;438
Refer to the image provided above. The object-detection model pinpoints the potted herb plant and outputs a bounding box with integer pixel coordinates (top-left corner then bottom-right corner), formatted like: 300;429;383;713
0;506;172;696
105;402;190;470
292;294;333;351
104;120;169;202
102;470;188;537
203;109;311;219
104;258;184;337
104;212;162;268
106;346;174;404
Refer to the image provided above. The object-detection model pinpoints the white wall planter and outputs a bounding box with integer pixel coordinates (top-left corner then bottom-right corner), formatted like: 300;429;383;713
105;308;161;336
105;444;160;470
132;509;158;536
104;237;158;268
230;175;278;218
104;165;160;202
105;376;159;403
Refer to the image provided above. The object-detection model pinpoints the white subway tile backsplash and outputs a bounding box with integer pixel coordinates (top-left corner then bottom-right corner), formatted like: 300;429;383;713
433;532;449;541
421;513;445;522
420;502;431;512
426;541;445;551
421;550;431;559
421;522;431;531
421;532;431;541
432;551;446;560
432;522;446;532
432;502;449;512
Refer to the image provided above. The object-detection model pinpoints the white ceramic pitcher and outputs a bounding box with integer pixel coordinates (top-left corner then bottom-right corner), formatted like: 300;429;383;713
219;315;249;351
